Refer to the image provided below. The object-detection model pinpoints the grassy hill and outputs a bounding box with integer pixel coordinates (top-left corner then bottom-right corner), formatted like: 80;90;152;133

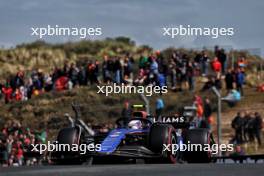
0;38;263;154
0;37;262;79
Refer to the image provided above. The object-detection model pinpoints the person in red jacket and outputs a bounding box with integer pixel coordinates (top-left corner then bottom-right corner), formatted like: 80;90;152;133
15;88;22;101
2;83;13;104
15;142;24;166
211;57;222;78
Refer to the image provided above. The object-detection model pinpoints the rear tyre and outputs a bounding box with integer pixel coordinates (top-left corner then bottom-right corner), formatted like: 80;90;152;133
184;128;212;163
147;124;178;163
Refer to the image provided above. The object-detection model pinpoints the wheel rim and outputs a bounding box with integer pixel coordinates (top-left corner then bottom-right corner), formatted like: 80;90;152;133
168;128;177;163
171;135;177;158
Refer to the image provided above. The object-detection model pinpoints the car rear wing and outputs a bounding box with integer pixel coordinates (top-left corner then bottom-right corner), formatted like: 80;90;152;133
149;106;198;128
152;115;191;128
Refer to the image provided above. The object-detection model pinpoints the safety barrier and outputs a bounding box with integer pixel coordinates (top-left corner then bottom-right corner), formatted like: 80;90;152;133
213;154;264;163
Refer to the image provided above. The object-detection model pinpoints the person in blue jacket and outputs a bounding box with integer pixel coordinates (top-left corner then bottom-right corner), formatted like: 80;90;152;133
236;68;245;96
158;73;166;87
156;98;164;118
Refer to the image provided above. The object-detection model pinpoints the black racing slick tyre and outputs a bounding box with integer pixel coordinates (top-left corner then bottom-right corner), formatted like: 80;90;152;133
51;127;81;164
148;124;177;163
184;128;212;163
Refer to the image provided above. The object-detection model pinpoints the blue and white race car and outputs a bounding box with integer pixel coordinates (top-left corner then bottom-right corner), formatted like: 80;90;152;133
50;104;214;164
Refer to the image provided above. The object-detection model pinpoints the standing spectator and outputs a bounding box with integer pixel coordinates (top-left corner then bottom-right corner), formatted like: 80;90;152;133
94;60;100;84
44;74;53;92
158;73;166;88
192;95;204;127
14;71;24;89
51;66;62;83
69;63;79;87
155;98;164;118
237;57;247;69
193;52;202;76
243;111;251;142
254;112;263;145
150;57;159;84
16;142;24;166
108;57;115;81
123;57;133;79
196;102;204;126
19;86;27;101
247;113;256;142
204;98;212;129
236;68;245;96
211;57;222;79
186;61;195;91
180;61;188;90
121;101;132;127
102;55;111;83
194;95;203;106
37;69;45;89
2;82;13;104
62;62;70;76
156;51;167;81
14;88;22;101
78;66;87;86
87;61;96;85
113;57;122;84
214;45;221;59
0;139;8;166
25;78;33;99
219;49;227;74
168;58;177;89
201;51;210;76
31;71;42;92
139;55;148;69
225;69;235;92
231;112;244;144
0;83;3;99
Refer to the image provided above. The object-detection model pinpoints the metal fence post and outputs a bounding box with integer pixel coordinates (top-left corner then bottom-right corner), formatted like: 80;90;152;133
212;86;222;156
140;93;150;115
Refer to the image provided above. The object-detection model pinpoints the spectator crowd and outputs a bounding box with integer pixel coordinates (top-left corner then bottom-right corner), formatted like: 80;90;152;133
0;46;248;104
231;111;263;146
0;120;46;166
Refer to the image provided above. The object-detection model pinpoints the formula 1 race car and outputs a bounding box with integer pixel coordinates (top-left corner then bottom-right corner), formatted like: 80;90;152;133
50;103;214;164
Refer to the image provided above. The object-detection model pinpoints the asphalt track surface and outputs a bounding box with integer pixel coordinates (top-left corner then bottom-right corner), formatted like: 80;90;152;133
1;164;264;176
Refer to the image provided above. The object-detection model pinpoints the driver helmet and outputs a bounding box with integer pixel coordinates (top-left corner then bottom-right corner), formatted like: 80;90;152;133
128;120;142;129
